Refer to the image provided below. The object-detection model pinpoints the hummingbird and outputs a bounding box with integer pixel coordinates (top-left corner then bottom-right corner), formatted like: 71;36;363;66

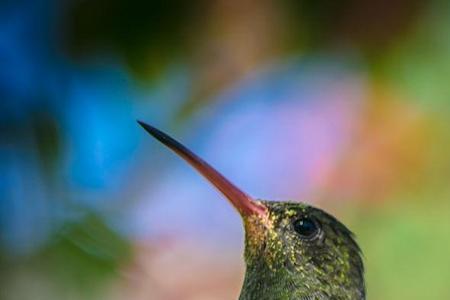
138;121;365;300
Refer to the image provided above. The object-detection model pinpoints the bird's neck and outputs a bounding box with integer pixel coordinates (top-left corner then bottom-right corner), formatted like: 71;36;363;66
239;214;365;300
239;257;305;300
239;259;363;300
240;219;314;300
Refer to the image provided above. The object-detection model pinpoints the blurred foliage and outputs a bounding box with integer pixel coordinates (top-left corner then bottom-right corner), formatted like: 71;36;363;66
31;108;62;174
0;215;130;299
65;0;195;78
380;1;450;106
65;0;426;79
356;189;450;299
287;0;423;55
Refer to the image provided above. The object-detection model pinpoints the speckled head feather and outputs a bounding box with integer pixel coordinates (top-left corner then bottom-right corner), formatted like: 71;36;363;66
241;201;365;300
138;121;365;300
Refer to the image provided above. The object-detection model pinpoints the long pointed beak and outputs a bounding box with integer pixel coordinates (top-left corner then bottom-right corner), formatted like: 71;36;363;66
138;120;267;217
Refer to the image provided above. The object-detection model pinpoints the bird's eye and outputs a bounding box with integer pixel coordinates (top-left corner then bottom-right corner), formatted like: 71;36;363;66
293;217;320;239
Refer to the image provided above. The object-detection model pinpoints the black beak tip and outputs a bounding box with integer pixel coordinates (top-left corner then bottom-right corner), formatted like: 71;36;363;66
137;119;156;134
137;119;172;145
137;119;147;128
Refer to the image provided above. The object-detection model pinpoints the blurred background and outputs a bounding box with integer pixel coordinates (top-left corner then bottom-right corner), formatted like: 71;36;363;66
1;0;450;299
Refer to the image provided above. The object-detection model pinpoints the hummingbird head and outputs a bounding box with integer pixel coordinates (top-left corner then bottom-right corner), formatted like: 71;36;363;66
138;121;365;300
241;201;365;299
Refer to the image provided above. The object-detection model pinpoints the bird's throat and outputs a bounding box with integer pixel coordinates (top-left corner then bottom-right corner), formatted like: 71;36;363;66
243;209;275;258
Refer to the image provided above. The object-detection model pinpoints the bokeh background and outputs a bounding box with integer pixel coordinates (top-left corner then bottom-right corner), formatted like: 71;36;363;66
1;0;450;299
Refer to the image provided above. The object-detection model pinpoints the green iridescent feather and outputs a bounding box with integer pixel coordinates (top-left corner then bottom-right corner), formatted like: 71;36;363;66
239;201;365;300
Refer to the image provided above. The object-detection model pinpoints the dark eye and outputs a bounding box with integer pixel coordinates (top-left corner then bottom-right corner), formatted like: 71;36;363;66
293;217;320;239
